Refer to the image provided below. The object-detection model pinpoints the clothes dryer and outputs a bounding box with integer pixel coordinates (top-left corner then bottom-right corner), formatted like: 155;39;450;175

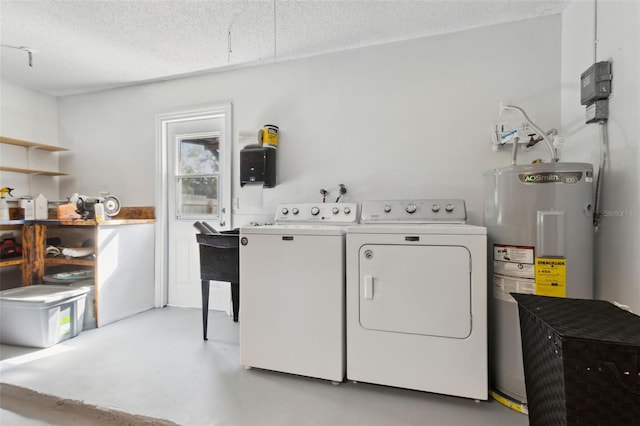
240;203;358;383
346;199;487;400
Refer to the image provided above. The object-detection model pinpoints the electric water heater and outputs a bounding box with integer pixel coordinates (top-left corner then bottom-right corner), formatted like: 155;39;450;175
484;162;594;405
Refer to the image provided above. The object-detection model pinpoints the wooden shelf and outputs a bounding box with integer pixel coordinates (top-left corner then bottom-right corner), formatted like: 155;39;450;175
0;165;67;176
3;216;155;327
0;222;24;269
0;258;23;267
45;257;95;267
0;136;68;152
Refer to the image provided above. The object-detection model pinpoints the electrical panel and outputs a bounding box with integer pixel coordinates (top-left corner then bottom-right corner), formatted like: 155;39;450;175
585;100;609;124
581;61;612;123
581;61;612;105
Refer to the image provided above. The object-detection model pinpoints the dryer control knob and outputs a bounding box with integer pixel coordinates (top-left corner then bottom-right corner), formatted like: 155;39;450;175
343;207;352;215
281;208;289;215
406;203;417;214
445;204;454;212
431;204;440;212
292;208;299;215
311;207;320;216
384;205;392;213
332;207;340;214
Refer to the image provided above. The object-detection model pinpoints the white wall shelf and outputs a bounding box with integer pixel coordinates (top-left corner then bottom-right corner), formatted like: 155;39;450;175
0;136;68;176
0;165;67;176
0;136;68;152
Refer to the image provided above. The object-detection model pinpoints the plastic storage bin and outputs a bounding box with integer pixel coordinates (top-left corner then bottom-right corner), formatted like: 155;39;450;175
512;293;640;426
69;281;95;330
43;272;96;330
0;285;90;348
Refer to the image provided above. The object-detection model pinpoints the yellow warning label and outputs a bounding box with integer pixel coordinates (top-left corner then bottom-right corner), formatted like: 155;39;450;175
535;257;566;297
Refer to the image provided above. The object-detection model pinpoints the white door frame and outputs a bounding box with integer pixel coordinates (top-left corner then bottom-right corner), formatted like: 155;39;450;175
155;104;232;307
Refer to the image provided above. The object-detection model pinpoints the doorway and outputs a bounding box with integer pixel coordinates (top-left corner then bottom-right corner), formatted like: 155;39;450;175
156;105;232;308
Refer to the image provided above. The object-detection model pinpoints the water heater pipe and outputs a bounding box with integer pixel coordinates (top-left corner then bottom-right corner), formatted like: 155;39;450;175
500;104;557;162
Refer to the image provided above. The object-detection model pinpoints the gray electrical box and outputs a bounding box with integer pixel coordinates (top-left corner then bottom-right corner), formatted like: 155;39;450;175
580;61;612;105
585;100;609;124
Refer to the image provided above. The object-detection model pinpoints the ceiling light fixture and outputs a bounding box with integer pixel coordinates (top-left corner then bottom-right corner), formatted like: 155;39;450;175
1;44;38;67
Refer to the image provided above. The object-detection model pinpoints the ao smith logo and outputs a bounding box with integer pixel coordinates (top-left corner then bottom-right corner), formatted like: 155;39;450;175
523;174;560;183
519;172;583;184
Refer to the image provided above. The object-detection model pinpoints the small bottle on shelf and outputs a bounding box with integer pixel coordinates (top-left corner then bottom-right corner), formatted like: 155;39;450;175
94;202;105;223
35;194;48;220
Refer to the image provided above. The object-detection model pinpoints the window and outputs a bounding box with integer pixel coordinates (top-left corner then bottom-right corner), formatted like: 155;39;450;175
175;133;220;218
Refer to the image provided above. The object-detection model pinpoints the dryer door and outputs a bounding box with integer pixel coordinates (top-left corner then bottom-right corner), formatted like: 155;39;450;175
359;244;471;338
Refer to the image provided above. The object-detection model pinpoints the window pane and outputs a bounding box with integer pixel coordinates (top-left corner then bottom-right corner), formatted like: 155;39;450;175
179;138;219;175
178;176;218;216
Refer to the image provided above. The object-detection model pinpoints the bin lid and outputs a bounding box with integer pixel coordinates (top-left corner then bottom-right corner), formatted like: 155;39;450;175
68;279;94;289
0;285;90;304
52;270;94;280
44;273;94;284
511;293;640;344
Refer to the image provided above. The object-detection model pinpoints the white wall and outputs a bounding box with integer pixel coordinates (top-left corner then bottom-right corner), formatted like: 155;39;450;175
58;15;561;228
0;80;60;289
561;0;639;311
4;5;637;312
0;79;61;200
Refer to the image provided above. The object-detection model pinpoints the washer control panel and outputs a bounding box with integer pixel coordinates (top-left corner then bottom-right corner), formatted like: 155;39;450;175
275;203;359;224
360;199;466;223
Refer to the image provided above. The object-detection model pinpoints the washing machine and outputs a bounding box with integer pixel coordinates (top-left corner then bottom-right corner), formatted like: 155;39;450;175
346;199;488;400
239;202;358;383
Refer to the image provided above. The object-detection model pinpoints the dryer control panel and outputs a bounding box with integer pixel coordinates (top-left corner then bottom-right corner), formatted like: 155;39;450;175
275;202;359;224
360;199;466;224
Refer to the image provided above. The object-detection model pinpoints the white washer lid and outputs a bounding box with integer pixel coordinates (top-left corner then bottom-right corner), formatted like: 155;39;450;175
241;224;347;236
0;285;90;304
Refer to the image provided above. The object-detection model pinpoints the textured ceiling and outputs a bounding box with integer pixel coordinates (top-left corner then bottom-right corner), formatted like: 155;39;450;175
0;0;568;97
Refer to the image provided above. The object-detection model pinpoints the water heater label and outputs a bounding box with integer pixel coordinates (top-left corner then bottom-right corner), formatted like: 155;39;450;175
493;276;535;303
494;260;534;278
518;171;583;184
534;257;567;298
493;245;534;264
493;245;535;303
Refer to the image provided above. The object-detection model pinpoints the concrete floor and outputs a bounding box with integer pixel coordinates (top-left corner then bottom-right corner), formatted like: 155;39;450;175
1;382;178;425
1;307;528;426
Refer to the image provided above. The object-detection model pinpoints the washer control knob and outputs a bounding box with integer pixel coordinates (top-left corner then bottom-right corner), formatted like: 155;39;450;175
431;204;440;212
384;205;392;213
445;204;454;212
292;208;299;215
310;207;320;216
343;207;352;215
406;203;417;214
281;208;289;215
332;207;340;214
